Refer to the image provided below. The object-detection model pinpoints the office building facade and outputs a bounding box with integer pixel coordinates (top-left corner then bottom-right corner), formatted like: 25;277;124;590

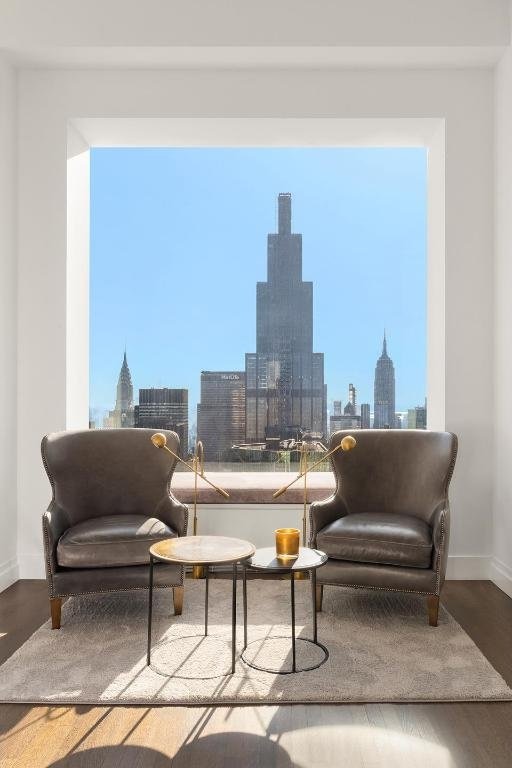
330;383;361;432
360;403;371;429
407;404;427;429
197;371;246;461
134;387;188;455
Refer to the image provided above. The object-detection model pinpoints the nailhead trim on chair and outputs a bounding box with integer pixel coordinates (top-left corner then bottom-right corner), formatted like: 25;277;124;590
51;582;184;598
41;435;55;493
434;512;445;595
318;582;436;596
42;513;55;597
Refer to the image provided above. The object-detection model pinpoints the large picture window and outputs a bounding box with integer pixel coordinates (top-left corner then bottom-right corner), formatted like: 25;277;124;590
90;148;427;470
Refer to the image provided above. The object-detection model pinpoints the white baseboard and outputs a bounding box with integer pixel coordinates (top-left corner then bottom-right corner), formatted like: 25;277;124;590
489;557;512;599
0;556;19;592
446;555;490;580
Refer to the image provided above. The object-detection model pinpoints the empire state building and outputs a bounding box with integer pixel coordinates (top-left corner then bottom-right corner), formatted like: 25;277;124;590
373;332;396;428
245;193;326;442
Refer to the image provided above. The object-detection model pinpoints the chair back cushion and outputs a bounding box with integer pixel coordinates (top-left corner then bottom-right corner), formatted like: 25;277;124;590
329;429;457;523
42;429;181;526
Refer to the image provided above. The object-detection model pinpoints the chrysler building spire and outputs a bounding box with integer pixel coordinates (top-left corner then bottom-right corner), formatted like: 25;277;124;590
104;349;135;428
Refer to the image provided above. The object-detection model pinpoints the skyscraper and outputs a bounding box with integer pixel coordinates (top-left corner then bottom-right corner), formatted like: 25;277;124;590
407;403;427;429
373;332;396;428
134;387;188;454
346;383;356;415
330;384;361;433
103;350;135;428
197;371;246;461
360;403;371;429
245;193;325;442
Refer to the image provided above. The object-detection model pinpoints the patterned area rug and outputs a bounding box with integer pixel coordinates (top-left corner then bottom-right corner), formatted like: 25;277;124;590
0;579;510;705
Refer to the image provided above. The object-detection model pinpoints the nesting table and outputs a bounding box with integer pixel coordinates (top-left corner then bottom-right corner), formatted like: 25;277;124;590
241;546;329;674
146;536;329;676
147;535;255;673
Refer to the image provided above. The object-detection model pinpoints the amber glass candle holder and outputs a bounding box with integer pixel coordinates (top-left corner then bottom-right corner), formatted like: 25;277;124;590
275;528;300;562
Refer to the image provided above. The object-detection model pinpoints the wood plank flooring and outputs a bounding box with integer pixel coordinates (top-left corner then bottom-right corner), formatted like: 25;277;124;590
1;579;511;767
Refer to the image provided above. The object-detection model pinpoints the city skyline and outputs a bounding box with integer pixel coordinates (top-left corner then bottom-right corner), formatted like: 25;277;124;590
90;147;426;424
98;324;424;440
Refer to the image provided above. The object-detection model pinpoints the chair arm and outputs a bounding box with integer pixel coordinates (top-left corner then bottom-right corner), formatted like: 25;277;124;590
309;494;348;546
157;495;188;538
42;502;70;580
431;502;450;594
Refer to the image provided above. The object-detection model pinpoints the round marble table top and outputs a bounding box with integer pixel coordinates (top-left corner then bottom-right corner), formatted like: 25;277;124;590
247;547;327;572
150;535;256;565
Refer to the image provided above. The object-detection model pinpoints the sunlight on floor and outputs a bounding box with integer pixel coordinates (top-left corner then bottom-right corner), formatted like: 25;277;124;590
276;724;454;768
0;705;463;768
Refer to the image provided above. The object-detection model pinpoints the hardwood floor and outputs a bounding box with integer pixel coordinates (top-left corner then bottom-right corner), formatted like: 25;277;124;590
1;579;512;767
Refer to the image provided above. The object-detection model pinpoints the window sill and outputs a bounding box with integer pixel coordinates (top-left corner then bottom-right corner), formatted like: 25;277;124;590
171;471;335;504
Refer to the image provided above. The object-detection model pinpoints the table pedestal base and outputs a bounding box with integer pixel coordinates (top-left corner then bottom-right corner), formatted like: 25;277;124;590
241;636;329;674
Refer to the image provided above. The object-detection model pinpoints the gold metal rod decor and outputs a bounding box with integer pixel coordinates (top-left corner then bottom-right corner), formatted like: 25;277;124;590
192;440;205;536
151;433;229;579
272;435;357;548
191;441;205;578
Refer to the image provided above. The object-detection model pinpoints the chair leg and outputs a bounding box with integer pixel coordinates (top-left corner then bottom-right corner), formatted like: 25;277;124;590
173;586;184;616
427;595;440;627
316;584;324;612
50;597;62;629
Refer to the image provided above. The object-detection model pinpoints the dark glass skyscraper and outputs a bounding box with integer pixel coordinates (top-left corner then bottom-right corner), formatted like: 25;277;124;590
373;332;396;428
197;371;246;461
134;387;188;454
360;403;371;429
245;193;325;442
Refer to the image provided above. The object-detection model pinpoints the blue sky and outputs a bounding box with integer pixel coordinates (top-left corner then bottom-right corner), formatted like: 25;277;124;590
90;147;426;424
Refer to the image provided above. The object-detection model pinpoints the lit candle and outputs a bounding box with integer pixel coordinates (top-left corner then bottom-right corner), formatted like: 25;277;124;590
275;528;300;561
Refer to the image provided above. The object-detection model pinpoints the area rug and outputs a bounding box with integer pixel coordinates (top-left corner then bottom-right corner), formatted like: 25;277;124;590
0;580;511;705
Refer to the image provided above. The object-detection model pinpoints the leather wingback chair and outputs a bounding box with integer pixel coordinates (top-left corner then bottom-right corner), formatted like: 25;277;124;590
42;428;188;629
309;430;457;626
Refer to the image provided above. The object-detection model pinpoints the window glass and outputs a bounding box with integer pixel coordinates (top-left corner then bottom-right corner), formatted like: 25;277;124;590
90;148;427;471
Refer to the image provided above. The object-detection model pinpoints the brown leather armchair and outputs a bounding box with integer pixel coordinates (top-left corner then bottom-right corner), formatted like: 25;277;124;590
309;429;457;626
41;428;188;629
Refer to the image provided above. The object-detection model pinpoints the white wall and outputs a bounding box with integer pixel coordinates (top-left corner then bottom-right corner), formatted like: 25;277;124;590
16;67;495;579
66;126;90;430
0;55;18;590
493;41;512;596
1;0;508;48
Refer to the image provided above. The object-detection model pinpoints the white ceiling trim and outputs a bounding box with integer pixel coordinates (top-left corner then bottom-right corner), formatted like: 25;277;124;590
3;45;507;71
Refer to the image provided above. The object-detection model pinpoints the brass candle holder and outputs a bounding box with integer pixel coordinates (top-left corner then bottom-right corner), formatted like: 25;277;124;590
151;433;229;578
275;527;300;562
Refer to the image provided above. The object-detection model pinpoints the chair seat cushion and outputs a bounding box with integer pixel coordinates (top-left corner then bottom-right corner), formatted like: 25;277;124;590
316;512;433;569
57;514;176;569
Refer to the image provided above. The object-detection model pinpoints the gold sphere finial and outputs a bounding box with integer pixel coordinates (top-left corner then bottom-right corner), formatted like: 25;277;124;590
151;433;167;449
340;435;357;451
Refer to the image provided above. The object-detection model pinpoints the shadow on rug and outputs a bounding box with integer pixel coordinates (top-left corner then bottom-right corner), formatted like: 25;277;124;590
0;580;510;705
